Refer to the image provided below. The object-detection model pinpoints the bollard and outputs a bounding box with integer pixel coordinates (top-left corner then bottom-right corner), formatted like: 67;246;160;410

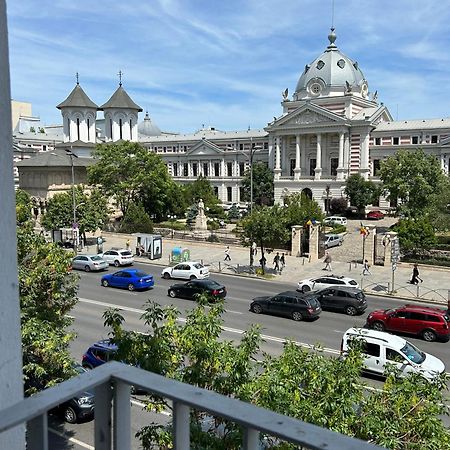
387;282;391;294
237;263;240;273
308;255;311;263
348;262;352;272
302;257;305;265
219;261;221;272
354;261;357;269
416;285;420;298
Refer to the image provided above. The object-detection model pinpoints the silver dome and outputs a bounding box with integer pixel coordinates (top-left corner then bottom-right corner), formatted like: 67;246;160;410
294;28;368;100
138;111;161;137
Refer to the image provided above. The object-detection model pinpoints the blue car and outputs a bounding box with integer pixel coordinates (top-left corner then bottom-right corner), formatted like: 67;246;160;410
101;268;154;291
82;339;118;369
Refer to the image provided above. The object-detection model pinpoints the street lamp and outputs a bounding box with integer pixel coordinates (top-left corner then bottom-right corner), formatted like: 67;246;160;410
65;148;79;252
324;185;331;216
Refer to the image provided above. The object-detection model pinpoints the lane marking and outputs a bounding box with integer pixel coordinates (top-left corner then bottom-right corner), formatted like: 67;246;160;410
78;297;340;355
49;427;94;449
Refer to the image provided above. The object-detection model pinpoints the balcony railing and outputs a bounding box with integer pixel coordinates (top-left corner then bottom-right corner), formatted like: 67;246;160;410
0;361;384;450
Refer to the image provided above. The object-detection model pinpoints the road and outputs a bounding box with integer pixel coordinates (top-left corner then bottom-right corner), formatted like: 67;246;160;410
50;262;450;449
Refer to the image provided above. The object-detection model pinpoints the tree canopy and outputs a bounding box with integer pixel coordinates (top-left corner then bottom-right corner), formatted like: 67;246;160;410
344;174;379;215
283;193;324;231
240;162;274;206
16;189;34;225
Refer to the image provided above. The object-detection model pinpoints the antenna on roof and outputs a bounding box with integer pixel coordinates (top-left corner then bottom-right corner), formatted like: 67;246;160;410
118;70;123;86
76;72;79;85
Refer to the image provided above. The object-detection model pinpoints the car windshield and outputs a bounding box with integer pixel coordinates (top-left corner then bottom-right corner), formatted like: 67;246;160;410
356;292;365;300
202;280;221;288
91;255;103;261
401;341;425;364
193;263;204;269
348;280;357;285
307;297;320;308
120;251;132;256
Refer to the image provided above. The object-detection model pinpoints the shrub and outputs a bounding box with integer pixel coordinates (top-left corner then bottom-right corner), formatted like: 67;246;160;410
329;197;348;215
119;202;153;234
207;220;220;231
331;224;347;234
206;234;219;242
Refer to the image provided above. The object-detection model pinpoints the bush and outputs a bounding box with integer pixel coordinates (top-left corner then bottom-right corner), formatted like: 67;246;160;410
206;234;219;242
157;221;187;231
119;202;153;234
331;224;347;234
207;220;220;231
329;197;348;215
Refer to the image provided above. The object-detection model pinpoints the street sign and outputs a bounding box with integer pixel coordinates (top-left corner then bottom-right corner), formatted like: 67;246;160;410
72;222;79;230
392;262;397;271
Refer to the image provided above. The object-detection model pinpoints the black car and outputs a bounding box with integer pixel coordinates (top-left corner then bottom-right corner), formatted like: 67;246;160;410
250;291;322;321
311;287;367;316
168;279;227;300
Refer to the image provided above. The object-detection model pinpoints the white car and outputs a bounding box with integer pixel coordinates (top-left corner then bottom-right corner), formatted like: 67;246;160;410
323;216;347;226
100;249;134;267
297;275;359;293
162;261;210;280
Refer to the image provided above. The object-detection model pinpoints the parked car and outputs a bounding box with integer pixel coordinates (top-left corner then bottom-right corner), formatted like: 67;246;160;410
82;339;118;369
250;291;322;321
366;304;450;342
101;268;154;291
297;275;359;293
162;261;210;280
322;234;343;249
71;254;109;272
341;327;445;380
311;287;367;316
168;279;226;300
100;248;134;267
323;216;347;226
367;210;385;220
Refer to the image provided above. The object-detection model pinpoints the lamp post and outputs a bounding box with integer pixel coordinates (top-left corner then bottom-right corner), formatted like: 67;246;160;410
65;148;79;252
325;185;331;216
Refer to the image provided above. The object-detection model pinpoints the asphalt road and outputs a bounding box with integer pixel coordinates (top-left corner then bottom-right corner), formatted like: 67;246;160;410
50;262;450;449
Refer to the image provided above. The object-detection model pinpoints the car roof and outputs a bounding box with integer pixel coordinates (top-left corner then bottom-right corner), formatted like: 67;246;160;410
277;290;306;297
400;304;447;314
344;327;407;346
316;286;362;293
91;339;117;351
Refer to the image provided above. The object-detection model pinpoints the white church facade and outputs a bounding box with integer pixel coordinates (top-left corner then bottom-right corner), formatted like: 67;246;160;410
16;28;450;211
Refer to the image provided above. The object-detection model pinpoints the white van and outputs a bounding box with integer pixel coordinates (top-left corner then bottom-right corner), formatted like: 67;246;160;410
323;216;347;226
341;327;445;381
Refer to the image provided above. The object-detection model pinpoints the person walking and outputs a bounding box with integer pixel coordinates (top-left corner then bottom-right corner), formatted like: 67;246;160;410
410;263;422;284
224;246;231;261
252;242;257;257
323;252;332;271
259;255;266;270
362;259;371;276
273;252;280;272
126;238;130;250
280;253;286;272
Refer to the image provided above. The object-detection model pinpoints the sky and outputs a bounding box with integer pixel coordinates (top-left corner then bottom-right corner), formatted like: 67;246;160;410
7;0;450;133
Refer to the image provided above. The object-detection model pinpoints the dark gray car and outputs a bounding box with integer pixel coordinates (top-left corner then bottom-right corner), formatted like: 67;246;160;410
310;287;367;316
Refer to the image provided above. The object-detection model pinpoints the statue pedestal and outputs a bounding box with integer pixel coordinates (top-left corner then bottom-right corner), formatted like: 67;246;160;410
194;214;208;231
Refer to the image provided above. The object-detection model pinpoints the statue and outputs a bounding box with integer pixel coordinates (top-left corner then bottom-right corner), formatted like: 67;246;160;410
194;198;208;233
197;198;205;217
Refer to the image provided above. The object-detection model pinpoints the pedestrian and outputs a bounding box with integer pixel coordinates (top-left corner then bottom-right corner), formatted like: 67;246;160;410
323;252;332;271
410;263;422;284
252;242;257;257
126;238;130;250
259;255;266;270
273;252;280;272
224;245;231;261
138;244;145;256
280;253;286;271
362;259;371;276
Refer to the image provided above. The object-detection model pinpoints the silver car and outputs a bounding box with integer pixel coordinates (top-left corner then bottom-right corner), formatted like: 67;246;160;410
71;255;109;272
322;234;343;249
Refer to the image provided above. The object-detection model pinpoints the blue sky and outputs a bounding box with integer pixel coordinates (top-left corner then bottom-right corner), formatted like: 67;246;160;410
7;0;450;133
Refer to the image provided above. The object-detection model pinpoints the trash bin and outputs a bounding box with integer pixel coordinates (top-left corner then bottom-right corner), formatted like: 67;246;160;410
171;247;190;263
181;248;190;261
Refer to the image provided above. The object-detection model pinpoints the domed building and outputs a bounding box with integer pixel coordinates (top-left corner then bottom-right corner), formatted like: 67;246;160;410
138;111;162;137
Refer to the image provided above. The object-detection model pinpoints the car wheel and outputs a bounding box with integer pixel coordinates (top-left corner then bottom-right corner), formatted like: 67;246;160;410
114;260;120;267
128;284;135;291
422;329;437;342
371;321;385;332
252;304;262;314
324;245;328;249
301;285;311;293
64;406;78;424
345;306;357;316
190;275;197;280
163;272;171;279
338;241;343;246
102;279;109;287
292;311;303;321
168;289;177;298
84;265;91;272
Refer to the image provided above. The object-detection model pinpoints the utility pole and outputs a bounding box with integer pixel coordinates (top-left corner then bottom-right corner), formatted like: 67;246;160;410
65;148;79;253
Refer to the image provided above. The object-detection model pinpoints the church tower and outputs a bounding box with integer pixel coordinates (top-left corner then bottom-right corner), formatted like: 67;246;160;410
56;75;98;143
100;73;142;142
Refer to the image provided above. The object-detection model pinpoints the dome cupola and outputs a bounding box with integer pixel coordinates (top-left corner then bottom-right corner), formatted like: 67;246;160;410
138;111;162;137
294;28;369;100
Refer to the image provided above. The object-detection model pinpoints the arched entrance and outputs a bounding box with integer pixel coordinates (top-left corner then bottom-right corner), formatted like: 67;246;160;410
301;188;313;199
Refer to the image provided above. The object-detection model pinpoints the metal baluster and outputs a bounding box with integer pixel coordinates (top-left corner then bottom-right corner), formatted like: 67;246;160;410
173;401;190;450
95;381;112;450
243;427;259;450
27;414;48;450
114;381;131;450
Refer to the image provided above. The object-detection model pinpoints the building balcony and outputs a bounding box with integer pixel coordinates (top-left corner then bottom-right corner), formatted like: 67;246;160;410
0;361;383;450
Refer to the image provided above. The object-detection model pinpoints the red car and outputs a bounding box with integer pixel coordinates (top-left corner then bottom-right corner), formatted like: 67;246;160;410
367;210;384;220
366;304;450;342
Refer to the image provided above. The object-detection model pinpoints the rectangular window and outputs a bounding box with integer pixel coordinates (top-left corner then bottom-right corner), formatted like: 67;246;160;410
330;158;338;176
392;137;399;145
227;186;232;202
264;142;269;149
362;342;380;357
214;162;220;177
412;136;419;144
373;159;381;176
173;163;178;177
374;137;381;146
290;159;295;176
239;143;244;151
309;158;316;176
227;162;233;177
239;187;244;202
183;163;188;176
214;186;219;197
431;135;438;143
203;163;208;176
192;163;198;177
239;162;245;176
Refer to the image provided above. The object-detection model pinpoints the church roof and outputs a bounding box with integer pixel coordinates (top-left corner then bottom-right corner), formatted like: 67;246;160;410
56;84;98;109
100;85;142;111
15;148;95;167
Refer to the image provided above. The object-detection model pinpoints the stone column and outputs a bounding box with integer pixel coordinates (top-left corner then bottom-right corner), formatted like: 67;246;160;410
359;131;370;180
220;159;225;177
336;132;345;180
274;136;281;180
291;225;303;257
308;223;320;262
294;134;301;180
314;133;322;180
343;132;350;177
268;135;274;170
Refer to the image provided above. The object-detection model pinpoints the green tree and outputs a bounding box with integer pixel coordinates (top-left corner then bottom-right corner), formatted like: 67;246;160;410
16;189;34;225
241;162;274;206
119;201;153;234
240;205;289;273
184;176;219;210
17;224;78;394
379;149;449;220
41;186;109;241
227;204;241;220
329;197;348;215
391;218;437;255
344;174;378;216
283;193;324;232
88;141;183;221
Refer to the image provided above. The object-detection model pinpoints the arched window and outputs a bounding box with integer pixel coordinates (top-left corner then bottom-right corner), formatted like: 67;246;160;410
109;119;113;139
119;119;123;140
87;118;90;141
129;119;133;140
67;117;71;140
76;118;80;141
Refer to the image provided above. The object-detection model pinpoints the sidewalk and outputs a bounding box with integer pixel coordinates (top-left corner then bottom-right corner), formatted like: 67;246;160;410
80;232;450;306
